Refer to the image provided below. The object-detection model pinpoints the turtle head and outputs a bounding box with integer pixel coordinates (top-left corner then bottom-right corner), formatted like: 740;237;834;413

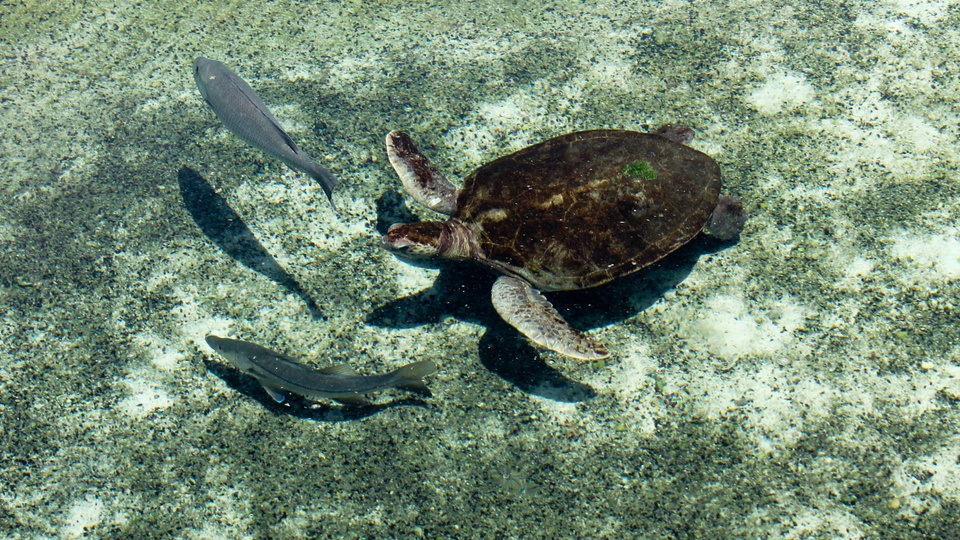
381;222;446;258
381;221;475;260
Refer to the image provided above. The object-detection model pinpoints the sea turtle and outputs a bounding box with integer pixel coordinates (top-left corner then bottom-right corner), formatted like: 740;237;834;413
381;126;745;360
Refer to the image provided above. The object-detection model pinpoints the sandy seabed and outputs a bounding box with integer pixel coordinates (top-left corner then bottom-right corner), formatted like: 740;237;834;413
1;0;958;538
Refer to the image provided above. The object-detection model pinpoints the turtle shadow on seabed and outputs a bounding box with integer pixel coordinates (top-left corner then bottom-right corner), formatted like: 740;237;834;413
201;356;434;421
366;227;738;400
374;189;420;236
552;234;734;332
176;166;324;319
362;264;590;399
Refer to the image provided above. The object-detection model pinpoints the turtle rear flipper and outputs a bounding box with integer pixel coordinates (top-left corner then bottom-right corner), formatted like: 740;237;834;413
491;275;609;361
386;130;458;215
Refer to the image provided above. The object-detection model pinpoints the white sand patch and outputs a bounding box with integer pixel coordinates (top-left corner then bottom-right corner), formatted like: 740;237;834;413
181;315;235;350
943;356;960;400
747;71;815;115
686;294;808;361
447;123;498;165
889;228;960;280
131;331;185;371
781;181;841;211
360;331;425;365
137;249;207;294
169;283;212;322
184;486;253;539
810;79;945;182
693;363;836;451
477;98;537;145
887;0;949;26
0;222;15;241
689;131;727;159
448;81;568;163
751;223;797;260
890;114;943;153
328;52;386;85
583;38;636;92
556;81;586;117
187;524;239;540
279;65;323;82
593;340;659;435
842;256;876;284
117;375;174;418
531;338;666;430
604;341;656;397
590;57;634;86
817;119;899;186
810;29;953;184
434;35;519;64
385;256;439;296
529;397;579;426
780;504;866;539
348;325;448;365
891;438;960;515
170;272;308;340
816;231;880;293
265;103;314;138
60;495;105;538
871;362;960;419
849;90;893;127
231;177;367;255
474;414;508;442
819;297;863;334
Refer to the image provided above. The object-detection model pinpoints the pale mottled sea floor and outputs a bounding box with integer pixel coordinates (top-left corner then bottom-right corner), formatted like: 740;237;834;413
1;0;959;538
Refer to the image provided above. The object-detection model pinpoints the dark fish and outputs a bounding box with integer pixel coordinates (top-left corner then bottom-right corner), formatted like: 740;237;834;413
205;335;436;405
192;57;338;208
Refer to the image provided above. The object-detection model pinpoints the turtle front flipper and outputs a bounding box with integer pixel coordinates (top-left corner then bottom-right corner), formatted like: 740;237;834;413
491;275;609;361
386;130;459;215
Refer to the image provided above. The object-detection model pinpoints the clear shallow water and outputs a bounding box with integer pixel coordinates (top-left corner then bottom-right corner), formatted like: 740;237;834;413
1;0;959;537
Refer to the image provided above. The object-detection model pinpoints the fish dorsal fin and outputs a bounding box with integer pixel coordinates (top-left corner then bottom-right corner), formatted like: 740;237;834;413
317;363;357;376
273;120;300;154
223;71;300;155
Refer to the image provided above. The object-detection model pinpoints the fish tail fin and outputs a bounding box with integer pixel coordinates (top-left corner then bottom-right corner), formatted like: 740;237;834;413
308;162;339;212
392;360;437;397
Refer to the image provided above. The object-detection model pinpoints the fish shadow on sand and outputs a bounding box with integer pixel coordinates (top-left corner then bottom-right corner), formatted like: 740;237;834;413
202;356;433;421
177;166;323;319
370;195;736;400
